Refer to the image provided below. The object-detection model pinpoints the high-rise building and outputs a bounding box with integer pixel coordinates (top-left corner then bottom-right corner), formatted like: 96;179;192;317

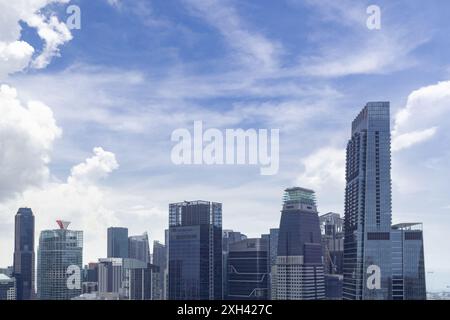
343;102;393;300
319;212;344;275
37;220;83;300
152;240;167;300
227;238;269;300
98;258;158;300
273;187;325;300
0;274;16;300
222;230;247;299
107;227;129;259
128;232;150;263
391;223;426;300
13;208;35;300
168;200;222;300
266;228;279;300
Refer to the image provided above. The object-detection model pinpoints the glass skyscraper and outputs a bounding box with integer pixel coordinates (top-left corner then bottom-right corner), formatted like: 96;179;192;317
152;240;167;300
37;221;83;300
13;207;35;300
273;187;325;300
343;102;427;300
107;227;129;259
128;232;150;263
227;238;269;300
168;200;222;300
391;223;426;300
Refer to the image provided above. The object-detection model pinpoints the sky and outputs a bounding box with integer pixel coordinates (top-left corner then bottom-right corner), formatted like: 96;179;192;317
1;0;450;291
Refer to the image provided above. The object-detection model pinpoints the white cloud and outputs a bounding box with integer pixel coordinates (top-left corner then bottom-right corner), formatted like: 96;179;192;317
68;147;119;185
297;0;428;77
297;147;345;189
0;0;73;78
393;80;450;151
0;147;121;265
392;127;437;152
0;84;61;201
182;0;281;72
296;147;346;212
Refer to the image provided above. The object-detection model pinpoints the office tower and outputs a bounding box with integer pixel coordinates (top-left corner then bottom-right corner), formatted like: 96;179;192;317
273;187;325;300
391;223;426;300
324;274;343;300
107;227;129;259
168;200;222;300
98;258;123;298
98;258;158;300
343;102;392;300
222;230;247;299
320;212;344;275
37;220;83;300
82;262;98;294
266;228;279;300
227;238;269;300
0;274;16;300
128;232;150;263
152;240;167;300
13;207;35;300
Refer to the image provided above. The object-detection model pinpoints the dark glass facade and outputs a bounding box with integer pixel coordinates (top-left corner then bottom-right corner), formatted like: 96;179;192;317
343;102;392;300
227;238;269;300
128;233;150;263
222;230;247;299
168;201;222;300
391;223;426;300
274;187;325;300
153;240;167;300
13;207;35;300
37;226;83;300
107;227;129;259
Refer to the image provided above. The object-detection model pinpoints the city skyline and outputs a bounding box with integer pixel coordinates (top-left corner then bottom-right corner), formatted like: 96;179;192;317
1;0;450;294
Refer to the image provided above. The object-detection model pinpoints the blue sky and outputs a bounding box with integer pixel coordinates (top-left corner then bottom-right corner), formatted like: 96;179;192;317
1;0;450;291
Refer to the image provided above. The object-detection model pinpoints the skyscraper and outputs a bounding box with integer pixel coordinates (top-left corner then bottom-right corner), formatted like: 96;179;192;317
37;220;83;300
391;223;426;300
319;212;344;275
152;240;167;300
273;187;325;300
227;238;269;300
222;230;247;299
107;227;129;259
343;102;392;300
168;200;222;300
13;207;35;300
128;232;150;263
98;258;159;300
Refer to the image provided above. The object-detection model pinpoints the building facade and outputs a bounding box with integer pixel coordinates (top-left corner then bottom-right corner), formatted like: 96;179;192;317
343;102;393;300
152;240;167;300
222;230;247;299
107;227;129;259
0;274;16;300
128;232;150;263
391;223;426;300
37;221;83;300
13;207;35;300
227;238;269;300
319;212;344;275
168;200;222;300
98;258;159;300
274;187;325;300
